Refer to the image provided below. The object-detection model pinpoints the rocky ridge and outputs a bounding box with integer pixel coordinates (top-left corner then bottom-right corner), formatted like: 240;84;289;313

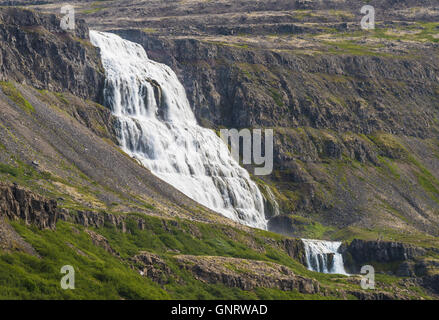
344;239;427;268
0;7;104;101
0;183;58;229
175;255;320;294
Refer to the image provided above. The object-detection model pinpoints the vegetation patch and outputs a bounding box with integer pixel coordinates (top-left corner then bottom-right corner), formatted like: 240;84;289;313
0;221;167;299
323;40;388;56
369;133;408;160
0;81;35;114
0;161;52;182
268;87;284;107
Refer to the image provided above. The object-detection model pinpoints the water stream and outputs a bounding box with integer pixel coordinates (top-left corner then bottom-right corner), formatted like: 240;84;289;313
90;31;267;229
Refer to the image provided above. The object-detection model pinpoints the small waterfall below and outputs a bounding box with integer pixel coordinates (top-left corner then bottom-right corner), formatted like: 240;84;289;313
302;239;348;275
89;31;267;229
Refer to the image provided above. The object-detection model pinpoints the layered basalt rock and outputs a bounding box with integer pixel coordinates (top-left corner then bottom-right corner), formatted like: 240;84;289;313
342;239;426;273
58;209;148;233
0;183;58;229
130;252;172;285
281;238;307;266
85;229;119;256
0;183;146;233
175;255;320;294
0;7;105;102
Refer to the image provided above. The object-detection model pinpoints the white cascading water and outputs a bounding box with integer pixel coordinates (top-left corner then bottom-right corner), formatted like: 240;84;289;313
302;239;348;275
89;31;267;229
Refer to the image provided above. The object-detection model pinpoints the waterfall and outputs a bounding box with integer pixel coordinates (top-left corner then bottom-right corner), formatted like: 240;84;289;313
89;31;267;230
302;239;348;275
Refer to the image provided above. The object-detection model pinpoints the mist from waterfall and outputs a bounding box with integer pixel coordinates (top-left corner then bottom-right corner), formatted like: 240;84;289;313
89;30;267;230
302;239;348;275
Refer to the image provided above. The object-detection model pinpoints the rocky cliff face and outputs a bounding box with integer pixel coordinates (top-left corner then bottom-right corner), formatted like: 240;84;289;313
281;238;307;266
342;239;439;295
0;7;104;101
0;183;58;229
342;239;426;273
130;252;172;285
58;209;150;234
118;32;439;136
175;255;320;294
21;0;439;34
345;239;426;264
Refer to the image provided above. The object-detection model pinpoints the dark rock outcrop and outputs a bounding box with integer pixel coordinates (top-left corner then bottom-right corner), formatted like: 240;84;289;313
0;183;58;229
413;259;439;277
346;290;402;301
85;229;118;256
343;239;426;273
421;275;439;295
268;215;296;237
130;252;172;285
396;261;416;277
281;238;307;266
176;255;320;294
0;7;104;102
58;209;149;233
